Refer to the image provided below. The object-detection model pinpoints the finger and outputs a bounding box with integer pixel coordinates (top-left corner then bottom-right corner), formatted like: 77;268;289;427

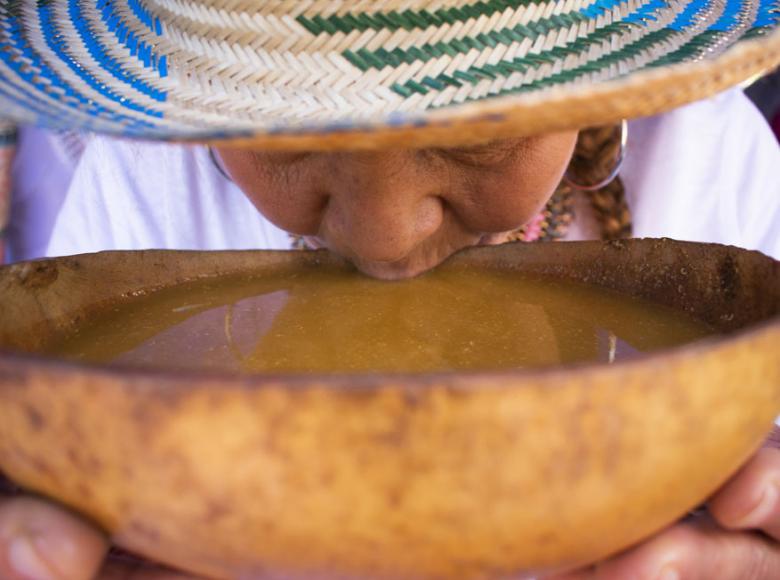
98;552;200;580
762;425;780;450
709;447;780;540
0;495;109;580
543;567;595;579
549;517;780;580
547;435;780;580
98;560;198;580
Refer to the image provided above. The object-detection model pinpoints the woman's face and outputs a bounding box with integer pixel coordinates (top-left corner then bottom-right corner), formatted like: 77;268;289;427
216;131;577;280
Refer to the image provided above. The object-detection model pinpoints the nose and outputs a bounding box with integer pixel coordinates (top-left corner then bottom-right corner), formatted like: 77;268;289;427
321;153;445;264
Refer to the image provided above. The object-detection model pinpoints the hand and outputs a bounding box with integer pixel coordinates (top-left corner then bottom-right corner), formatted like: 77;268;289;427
3;439;778;580
547;434;780;580
0;492;193;579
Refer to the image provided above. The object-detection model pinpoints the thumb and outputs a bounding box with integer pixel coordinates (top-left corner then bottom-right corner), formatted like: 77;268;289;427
0;496;108;580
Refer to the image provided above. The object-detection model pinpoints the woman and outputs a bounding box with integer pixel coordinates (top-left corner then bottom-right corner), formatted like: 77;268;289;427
7;88;779;269
0;0;779;577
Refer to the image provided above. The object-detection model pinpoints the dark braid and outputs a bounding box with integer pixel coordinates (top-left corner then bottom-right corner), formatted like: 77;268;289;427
565;125;632;240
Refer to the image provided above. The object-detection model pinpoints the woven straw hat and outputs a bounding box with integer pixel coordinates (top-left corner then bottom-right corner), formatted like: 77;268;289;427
0;0;778;150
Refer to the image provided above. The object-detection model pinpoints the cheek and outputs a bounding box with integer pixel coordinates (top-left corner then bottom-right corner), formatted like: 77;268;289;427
461;173;552;232
452;133;576;232
215;149;325;234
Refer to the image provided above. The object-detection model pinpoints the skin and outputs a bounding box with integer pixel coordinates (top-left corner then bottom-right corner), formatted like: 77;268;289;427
216;133;577;279
1;138;778;577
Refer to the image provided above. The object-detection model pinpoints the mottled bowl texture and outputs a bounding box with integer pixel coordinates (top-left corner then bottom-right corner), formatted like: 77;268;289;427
0;239;778;579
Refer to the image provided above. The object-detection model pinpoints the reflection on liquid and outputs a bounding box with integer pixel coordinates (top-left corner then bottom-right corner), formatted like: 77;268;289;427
50;267;714;373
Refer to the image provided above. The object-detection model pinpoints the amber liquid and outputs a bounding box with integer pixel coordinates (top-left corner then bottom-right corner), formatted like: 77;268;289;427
49;267;714;373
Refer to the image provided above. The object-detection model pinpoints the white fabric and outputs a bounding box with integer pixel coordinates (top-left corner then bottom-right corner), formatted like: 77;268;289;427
622;89;780;257
7;131;291;262
6;89;780;262
5;128;77;262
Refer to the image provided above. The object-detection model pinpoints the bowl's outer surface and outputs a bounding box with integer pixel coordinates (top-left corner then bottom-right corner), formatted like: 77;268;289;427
0;239;778;579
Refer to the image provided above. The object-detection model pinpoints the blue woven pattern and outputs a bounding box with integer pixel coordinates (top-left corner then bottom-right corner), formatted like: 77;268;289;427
127;0;159;35
581;0;632;19
0;4;151;129
74;0;166;103
671;0;715;28
97;0;168;86
0;0;776;141
38;1;161;119
710;0;755;30
624;0;672;24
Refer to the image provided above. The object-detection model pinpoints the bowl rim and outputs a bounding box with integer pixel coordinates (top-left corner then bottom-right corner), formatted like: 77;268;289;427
1;239;778;390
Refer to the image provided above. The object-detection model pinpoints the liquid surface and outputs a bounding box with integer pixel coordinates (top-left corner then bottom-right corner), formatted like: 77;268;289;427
49;267;715;373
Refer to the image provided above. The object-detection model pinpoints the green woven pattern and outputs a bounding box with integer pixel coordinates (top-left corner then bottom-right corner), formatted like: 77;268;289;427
0;0;776;141
297;0;537;34
390;21;639;96
342;11;591;72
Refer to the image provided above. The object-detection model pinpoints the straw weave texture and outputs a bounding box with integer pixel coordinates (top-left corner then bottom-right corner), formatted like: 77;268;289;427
0;0;778;148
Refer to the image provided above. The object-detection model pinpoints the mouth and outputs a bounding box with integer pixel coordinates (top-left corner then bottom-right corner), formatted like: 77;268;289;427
304;233;512;281
302;235;442;280
349;257;434;281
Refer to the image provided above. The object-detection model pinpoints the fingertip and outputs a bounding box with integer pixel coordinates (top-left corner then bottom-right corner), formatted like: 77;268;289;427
588;523;702;580
709;448;780;531
0;496;108;580
539;525;702;580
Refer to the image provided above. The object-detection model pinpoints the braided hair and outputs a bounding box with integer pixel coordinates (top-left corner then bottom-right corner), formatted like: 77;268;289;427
566;125;632;240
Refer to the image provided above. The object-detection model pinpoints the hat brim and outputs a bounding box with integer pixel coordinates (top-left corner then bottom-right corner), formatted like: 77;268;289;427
211;29;780;151
1;0;778;150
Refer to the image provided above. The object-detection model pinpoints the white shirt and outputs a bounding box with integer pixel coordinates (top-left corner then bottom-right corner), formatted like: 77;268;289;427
6;89;780;262
622;90;780;256
6;131;290;261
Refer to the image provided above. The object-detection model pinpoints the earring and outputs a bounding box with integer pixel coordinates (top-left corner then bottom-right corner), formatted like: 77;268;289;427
564;120;627;192
208;146;232;181
0;123;17;264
